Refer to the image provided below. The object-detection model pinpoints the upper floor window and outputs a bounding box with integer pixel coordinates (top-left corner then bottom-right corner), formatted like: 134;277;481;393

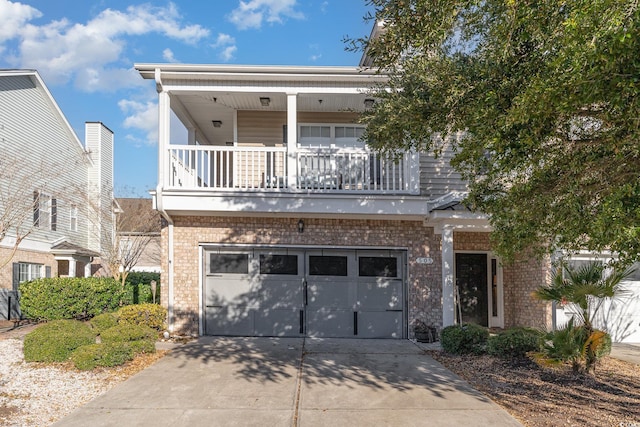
33;191;56;231
70;204;78;232
299;124;366;148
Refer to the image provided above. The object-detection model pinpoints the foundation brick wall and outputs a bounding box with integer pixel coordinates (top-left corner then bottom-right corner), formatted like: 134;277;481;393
503;256;554;330
0;247;57;289
160;216;443;336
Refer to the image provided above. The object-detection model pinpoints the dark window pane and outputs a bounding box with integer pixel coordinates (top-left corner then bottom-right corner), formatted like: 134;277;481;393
358;257;398;277
260;255;298;275
209;254;249;274
309;256;348;276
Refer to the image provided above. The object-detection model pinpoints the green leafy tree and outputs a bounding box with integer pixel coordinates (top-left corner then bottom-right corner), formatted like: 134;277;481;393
533;261;631;372
350;0;640;264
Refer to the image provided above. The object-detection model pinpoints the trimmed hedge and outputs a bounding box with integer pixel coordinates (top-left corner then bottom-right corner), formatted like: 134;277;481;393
487;327;545;358
23;320;95;362
19;277;124;321
71;343;135;370
118;303;167;331
440;323;489;355
90;312;119;334
101;323;157;344
123;272;161;305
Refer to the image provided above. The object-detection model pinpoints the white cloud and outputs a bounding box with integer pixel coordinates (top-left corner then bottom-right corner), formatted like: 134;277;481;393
220;46;237;62
211;33;237;62
163;48;178;63
0;0;41;43
1;1;209;91
118;99;158;145
309;54;321;61
228;0;304;30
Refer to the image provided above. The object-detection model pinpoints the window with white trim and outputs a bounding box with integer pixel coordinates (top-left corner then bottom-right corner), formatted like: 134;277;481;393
298;124;366;147
70;204;78;231
33;191;56;231
18;262;44;283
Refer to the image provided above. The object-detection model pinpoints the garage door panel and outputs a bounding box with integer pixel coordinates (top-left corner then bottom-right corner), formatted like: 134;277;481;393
307;282;352;309
205;306;254;336
256;279;303;309
205;278;254;306
357;280;403;310
307;309;354;337
357;311;403;338
254;308;303;336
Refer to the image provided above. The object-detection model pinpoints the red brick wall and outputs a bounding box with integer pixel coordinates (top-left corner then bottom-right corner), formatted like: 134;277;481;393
160;216;443;335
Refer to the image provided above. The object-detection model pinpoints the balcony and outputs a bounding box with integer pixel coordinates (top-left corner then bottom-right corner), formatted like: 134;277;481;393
167;144;419;195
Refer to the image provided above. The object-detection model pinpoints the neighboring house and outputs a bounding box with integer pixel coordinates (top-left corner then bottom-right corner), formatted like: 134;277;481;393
0;69;114;319
135;53;639;343
115;197;161;273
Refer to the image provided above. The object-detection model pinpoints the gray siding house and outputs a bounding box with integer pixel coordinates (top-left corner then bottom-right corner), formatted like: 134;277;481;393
0;70;114;319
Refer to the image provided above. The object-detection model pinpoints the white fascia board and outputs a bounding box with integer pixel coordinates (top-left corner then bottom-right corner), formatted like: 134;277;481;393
163;84;375;95
159;192;431;220
136;63;385;79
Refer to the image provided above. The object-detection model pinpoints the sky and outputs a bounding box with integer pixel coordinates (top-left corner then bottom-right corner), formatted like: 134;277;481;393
0;0;375;197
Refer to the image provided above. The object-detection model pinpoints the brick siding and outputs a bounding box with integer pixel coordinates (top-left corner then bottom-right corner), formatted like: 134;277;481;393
161;216;443;336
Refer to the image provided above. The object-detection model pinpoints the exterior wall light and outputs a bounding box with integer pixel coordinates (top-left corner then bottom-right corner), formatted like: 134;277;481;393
298;219;304;233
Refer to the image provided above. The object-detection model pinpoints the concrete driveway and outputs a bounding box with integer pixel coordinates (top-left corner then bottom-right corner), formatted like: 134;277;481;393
53;337;522;427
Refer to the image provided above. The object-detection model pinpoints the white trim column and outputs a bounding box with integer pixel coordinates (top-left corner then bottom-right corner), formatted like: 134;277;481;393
84;262;92;277
68;259;77;278
441;225;455;326
157;89;171;188
286;92;298;188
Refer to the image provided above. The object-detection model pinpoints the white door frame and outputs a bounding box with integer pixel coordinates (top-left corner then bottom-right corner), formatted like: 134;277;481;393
454;251;504;328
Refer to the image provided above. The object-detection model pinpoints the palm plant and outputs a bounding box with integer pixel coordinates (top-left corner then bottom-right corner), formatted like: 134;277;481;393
533;261;631;373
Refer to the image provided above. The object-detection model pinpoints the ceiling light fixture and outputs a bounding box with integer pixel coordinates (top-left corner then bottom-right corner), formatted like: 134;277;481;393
212;120;222;127
364;98;375;108
260;97;271;107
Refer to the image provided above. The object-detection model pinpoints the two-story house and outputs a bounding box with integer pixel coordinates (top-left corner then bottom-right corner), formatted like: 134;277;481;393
0;69;114;319
135;60;552;339
136;47;639;343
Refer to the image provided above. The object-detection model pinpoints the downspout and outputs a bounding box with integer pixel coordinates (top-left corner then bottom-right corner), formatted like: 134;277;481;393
154;68;175;334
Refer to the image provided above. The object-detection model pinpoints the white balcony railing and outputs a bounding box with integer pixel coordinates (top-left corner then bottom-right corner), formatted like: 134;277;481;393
167;145;417;194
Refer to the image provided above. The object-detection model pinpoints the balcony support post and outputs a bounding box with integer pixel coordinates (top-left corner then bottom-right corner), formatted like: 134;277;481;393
286;92;298;189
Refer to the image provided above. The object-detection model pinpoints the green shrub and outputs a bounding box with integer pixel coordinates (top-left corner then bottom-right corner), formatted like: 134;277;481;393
19;277;124;321
23;320;95;362
533;318;613;374
71;343;134;370
487;327;545;358
117;303;167;330
101;323;157;344
123;272;161;305
90;312;119;334
440;323;489;355
127;339;157;354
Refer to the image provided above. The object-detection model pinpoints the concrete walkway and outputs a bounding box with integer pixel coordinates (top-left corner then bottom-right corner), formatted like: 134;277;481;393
53;337;522;427
611;343;640;365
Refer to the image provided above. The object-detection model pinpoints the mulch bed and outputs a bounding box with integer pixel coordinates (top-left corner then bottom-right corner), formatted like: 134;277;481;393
427;350;640;427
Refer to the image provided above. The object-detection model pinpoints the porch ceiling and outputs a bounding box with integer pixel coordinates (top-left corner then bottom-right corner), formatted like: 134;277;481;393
172;91;374;146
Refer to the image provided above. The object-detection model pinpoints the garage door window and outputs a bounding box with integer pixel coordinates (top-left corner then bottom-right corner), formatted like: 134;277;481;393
259;255;298;275
209;254;249;274
309;256;348;276
359;257;398;278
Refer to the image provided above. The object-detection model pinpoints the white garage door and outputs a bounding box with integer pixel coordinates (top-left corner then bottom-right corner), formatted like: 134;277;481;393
203;248;406;338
